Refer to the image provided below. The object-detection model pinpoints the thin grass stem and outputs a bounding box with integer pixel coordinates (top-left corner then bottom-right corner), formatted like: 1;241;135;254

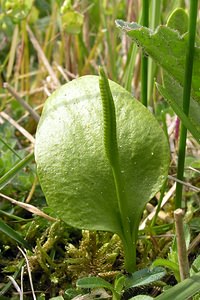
3;82;40;122
0;136;22;161
6;24;19;80
99;2;117;80
0;152;34;190
141;0;149;106
123;11;142;92
148;0;161;106
175;0;198;209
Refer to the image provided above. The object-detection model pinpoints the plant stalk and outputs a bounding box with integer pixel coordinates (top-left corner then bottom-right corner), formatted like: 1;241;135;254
123;10;142;92
99;67;135;272
141;0;149;106
174;209;190;281
148;0;161;106
175;0;198;208
99;2;117;80
112;164;136;272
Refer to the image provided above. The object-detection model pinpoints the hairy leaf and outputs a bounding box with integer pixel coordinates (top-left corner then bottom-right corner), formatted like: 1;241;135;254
125;267;166;289
115;20;200;103
77;276;114;291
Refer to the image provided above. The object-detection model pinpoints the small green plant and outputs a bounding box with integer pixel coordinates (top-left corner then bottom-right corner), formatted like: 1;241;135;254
35;67;169;273
0;1;200;299
76;267;200;300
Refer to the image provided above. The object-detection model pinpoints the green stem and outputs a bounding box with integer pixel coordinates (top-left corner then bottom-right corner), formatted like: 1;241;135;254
124;43;137;92
141;0;149;106
99;2;116;80
123;11;142;92
112;163;136;272
99;67;135;272
112;290;121;300
175;0;198;209
148;0;161;106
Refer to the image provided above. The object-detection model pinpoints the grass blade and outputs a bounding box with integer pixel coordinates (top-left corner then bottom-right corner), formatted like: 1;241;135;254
148;0;161;105
0;219;31;249
141;0;149;106
0;152;34;190
175;0;198;208
155;272;200;300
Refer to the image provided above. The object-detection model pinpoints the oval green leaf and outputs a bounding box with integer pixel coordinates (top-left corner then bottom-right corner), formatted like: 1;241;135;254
76;276;114;292
35;76;169;237
125;267;166;289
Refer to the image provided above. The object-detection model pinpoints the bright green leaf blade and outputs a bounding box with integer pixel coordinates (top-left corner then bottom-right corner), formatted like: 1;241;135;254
0;210;27;221
152;258;179;274
35;76;169;236
125;267;166;289
155;272;200;300
123;43;138;92
0;219;31;249
114;275;126;294
0;152;34;190
76;276;114;292
190;255;200;276
115;20;200;103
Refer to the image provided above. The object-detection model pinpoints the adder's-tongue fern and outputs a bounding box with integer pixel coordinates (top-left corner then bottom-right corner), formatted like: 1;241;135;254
98;67;135;272
99;67;118;167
